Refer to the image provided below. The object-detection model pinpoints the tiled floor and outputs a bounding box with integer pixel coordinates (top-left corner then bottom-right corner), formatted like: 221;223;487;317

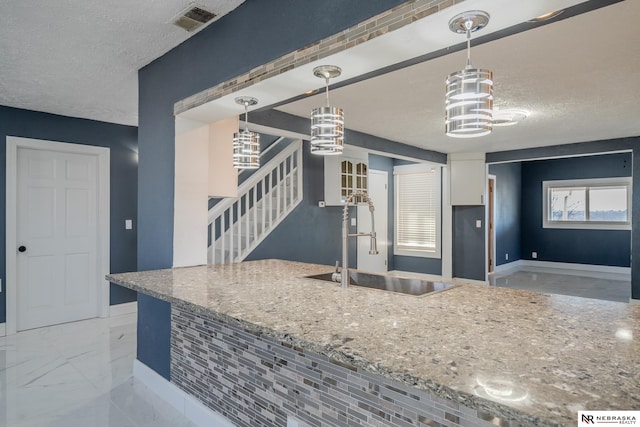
0;313;195;427
491;267;631;302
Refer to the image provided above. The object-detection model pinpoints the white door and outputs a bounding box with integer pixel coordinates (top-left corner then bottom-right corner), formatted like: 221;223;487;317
16;147;99;331
357;170;388;273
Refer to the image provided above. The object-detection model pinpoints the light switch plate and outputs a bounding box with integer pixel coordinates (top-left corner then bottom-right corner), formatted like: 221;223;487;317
475;219;482;228
351;218;357;226
125;219;133;230
532;251;538;259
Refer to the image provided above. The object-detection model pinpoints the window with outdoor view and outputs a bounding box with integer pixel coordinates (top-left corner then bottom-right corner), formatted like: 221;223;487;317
543;178;631;230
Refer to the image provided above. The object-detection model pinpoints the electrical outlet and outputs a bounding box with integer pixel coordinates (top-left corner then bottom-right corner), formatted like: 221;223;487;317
532;251;538;259
505;253;509;261
125;219;133;230
318;201;326;208
351;218;357;227
475;219;482;228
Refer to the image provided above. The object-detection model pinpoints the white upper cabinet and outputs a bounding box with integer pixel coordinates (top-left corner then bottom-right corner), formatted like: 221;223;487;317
324;150;368;205
449;154;486;206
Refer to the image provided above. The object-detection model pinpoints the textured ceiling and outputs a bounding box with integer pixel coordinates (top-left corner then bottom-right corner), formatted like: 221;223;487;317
0;0;245;126
276;0;640;154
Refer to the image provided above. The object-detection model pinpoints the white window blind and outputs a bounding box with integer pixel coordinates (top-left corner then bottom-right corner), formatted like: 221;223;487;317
394;164;441;258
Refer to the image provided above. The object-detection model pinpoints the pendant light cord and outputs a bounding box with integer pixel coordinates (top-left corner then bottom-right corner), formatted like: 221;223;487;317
465;20;473;69
325;77;330;107
243;101;249;132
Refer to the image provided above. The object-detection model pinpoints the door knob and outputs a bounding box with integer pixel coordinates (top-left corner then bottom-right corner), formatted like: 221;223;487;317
18;245;26;253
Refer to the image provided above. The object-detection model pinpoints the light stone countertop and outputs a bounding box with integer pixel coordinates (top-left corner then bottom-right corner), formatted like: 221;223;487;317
107;259;640;426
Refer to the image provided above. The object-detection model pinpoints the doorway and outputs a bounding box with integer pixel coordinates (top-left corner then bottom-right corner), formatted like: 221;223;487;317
6;137;110;334
357;170;388;273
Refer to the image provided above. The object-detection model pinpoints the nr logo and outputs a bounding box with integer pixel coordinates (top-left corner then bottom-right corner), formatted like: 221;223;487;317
582;414;595;424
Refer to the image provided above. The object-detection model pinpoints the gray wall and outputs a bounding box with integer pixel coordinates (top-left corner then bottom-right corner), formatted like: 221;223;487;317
0;105;138;323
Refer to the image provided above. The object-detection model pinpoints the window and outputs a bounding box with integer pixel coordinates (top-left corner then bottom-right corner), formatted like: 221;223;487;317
543;177;632;230
394;163;441;258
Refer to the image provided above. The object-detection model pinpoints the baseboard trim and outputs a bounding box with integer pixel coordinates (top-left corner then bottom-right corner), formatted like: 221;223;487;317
495;260;630;279
133;360;235;427
494;260;524;275
109;301;138;317
0;323;5;337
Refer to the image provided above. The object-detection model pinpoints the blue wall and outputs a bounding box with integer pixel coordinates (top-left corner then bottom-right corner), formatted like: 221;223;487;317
520;153;631;266
487;137;639;299
246;146;357;266
488;162;522;267
452;206;486;281
0;105;138;323
228;112;448;273
247;149;446;276
137;0;409;379
246;144;447;276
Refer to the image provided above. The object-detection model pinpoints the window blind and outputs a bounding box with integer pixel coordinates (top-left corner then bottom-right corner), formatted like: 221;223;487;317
396;169;437;252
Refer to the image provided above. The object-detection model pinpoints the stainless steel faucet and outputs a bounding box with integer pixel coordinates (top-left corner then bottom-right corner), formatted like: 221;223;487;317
335;191;378;288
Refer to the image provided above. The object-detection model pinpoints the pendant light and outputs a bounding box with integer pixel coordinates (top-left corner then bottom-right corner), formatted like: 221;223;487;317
445;11;493;138
310;65;344;155
233;96;260;169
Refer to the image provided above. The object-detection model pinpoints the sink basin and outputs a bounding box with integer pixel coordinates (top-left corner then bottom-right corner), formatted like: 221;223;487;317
305;271;455;296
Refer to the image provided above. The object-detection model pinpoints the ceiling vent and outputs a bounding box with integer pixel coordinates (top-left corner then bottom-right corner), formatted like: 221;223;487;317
172;4;217;32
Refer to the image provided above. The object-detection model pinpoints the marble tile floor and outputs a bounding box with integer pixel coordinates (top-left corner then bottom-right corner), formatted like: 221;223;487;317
491;267;631;303
0;313;196;427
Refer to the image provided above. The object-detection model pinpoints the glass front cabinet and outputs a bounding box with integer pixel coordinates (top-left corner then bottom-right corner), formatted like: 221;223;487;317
324;154;368;205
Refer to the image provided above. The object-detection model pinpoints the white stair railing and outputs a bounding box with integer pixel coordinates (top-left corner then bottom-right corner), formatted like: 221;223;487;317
208;139;303;264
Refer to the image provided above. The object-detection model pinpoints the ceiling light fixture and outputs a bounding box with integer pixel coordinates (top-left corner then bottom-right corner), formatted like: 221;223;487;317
310;65;344;155
492;108;529;127
445;10;493;138
233;96;260;169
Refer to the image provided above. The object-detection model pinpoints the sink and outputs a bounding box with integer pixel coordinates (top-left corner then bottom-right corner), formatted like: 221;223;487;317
305;271;455;296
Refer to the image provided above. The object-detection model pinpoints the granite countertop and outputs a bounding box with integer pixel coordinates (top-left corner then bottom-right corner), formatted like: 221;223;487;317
107;259;640;426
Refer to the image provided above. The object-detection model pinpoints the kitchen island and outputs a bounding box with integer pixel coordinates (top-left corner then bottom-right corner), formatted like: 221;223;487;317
107;259;640;426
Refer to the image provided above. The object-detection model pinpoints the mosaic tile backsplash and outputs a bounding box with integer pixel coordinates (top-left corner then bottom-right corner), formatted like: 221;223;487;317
171;307;506;427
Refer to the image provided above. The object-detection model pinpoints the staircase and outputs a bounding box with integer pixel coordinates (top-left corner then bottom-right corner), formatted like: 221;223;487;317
208;139;303;264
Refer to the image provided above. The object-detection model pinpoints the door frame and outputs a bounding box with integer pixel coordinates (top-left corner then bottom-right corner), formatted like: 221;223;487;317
6;136;110;334
357;169;388;272
486;174;497;277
